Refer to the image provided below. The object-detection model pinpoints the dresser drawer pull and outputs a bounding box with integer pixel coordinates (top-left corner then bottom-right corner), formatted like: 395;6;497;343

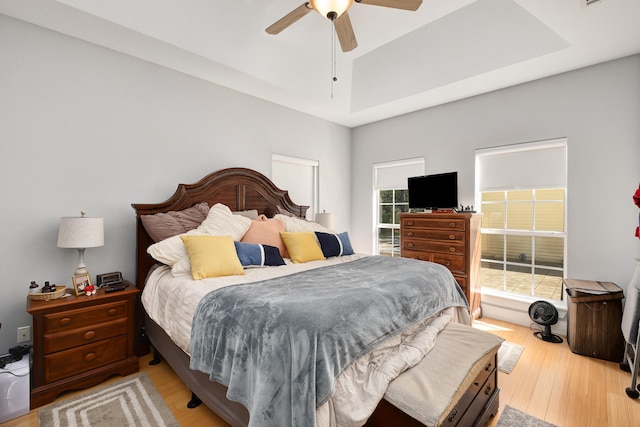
107;308;118;317
407;232;414;237
447;408;458;423
449;247;456;252
406;221;414;226
59;317;72;326
83;330;96;340
407;243;414;248
444;260;451;266
448;234;456;240
485;362;493;371
449;222;456;228
84;352;97;363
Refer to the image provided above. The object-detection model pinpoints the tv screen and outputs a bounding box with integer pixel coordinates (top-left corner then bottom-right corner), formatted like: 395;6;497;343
408;172;458;210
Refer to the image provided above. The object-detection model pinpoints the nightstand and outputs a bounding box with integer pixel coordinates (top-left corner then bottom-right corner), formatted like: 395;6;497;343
27;282;139;409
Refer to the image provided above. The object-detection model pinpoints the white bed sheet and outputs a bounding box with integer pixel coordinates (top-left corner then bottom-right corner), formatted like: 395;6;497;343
141;255;470;427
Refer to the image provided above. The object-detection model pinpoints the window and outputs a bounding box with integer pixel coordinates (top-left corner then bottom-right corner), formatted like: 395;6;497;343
272;154;319;220
476;139;567;301
373;158;424;256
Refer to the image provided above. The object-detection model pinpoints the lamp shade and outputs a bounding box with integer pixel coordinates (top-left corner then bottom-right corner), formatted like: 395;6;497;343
57;212;104;249
315;211;334;230
310;0;354;19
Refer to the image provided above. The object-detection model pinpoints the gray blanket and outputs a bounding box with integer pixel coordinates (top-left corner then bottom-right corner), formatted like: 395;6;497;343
189;256;468;427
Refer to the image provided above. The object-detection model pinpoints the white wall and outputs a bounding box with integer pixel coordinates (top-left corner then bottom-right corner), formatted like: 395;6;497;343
0;15;352;353
351;55;640;327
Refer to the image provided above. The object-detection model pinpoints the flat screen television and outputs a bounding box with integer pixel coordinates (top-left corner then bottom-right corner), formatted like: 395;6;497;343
408;172;458;210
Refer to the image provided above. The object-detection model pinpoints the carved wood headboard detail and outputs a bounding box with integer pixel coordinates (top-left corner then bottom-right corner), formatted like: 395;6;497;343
131;167;309;289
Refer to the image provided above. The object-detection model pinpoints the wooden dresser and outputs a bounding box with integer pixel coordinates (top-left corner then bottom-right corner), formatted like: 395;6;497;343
400;212;482;319
27;284;139;408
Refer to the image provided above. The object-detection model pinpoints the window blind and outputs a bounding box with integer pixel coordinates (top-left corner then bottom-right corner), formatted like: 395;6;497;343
374;158;425;190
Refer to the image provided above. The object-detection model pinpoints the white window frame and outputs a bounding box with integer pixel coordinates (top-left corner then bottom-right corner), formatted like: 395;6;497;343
373;158;425;256
475;138;568;303
272;154;319;220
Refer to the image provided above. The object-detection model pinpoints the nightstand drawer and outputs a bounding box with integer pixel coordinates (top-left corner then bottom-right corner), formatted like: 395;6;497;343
402;217;466;231
45;335;128;383
44;301;128;333
44;318;128;353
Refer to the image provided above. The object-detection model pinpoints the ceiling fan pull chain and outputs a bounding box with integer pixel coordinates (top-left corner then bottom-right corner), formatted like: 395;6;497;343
331;19;337;99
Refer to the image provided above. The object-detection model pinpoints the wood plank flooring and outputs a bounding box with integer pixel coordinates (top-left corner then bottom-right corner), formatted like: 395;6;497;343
2;317;639;426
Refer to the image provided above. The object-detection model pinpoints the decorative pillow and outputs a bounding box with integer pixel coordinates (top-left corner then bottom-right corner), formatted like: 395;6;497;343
280;232;326;264
241;215;289;258
180;235;244;280
275;214;329;233
315;231;355;257
234;241;285;267
141;202;209;242
232;209;259;220
147;203;252;267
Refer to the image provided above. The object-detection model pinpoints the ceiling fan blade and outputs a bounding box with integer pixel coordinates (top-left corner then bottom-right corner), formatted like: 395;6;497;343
266;3;313;34
334;12;358;52
355;0;423;11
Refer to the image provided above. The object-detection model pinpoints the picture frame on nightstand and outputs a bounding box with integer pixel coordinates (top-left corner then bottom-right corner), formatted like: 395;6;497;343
72;273;91;296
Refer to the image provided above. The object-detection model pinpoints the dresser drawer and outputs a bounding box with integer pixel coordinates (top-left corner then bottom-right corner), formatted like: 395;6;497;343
44;335;128;383
402;228;465;242
44;318;128;354
44;301;128;334
403;239;465;255
402;217;466;231
402;251;466;275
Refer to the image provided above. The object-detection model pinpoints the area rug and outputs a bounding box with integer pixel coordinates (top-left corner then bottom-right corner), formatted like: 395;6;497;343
497;405;557;427
498;341;524;374
38;372;180;427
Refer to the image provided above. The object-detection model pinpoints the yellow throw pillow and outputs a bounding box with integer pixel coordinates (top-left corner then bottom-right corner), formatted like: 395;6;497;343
280;232;326;264
180;235;244;279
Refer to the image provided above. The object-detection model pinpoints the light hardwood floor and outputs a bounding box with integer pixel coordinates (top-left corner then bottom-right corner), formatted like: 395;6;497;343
3;318;639;427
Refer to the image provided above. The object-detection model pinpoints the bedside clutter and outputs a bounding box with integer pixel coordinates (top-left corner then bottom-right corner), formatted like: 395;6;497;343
564;278;625;362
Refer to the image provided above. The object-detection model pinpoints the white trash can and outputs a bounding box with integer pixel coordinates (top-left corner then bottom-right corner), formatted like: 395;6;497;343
0;354;30;423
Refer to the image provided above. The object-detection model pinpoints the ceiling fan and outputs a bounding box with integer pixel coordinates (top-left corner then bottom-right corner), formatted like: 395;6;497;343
265;0;423;52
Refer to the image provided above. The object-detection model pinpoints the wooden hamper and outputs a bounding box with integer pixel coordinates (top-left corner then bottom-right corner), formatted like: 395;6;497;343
564;278;625;362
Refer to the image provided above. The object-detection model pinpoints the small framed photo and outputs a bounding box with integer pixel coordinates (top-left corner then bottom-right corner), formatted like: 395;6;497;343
72;273;92;296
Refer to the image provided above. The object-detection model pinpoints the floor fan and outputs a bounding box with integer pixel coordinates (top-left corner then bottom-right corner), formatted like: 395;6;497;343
528;300;563;343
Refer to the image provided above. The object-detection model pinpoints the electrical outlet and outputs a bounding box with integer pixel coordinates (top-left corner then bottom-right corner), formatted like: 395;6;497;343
17;326;31;343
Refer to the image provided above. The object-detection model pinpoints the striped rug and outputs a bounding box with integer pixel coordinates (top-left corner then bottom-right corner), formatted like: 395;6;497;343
38;372;180;427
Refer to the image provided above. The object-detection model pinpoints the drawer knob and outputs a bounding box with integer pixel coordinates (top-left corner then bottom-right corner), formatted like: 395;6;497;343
449;222;456;228
107;308;118;317
407;221;414;226
449;247;456;252
407;243;414;248
447;409;458;423
444;260;451;266
83;330;96;340
84;352;97;363
448;234;455;240
485;362;493;371
484;384;492;396
59;317;71;326
407;232;414;237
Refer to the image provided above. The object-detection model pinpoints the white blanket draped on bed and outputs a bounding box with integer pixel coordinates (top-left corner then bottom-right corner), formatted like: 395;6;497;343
142;255;470;427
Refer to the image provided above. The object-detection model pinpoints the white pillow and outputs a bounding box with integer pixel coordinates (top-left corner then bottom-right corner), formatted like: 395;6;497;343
147;203;251;267
274;214;330;233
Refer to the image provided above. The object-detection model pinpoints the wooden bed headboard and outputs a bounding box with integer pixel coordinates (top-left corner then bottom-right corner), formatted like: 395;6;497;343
131;167;309;289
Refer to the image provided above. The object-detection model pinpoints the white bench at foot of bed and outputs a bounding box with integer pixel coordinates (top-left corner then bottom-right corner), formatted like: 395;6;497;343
366;322;504;427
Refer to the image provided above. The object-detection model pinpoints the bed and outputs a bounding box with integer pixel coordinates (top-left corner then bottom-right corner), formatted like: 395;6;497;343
131;167;502;427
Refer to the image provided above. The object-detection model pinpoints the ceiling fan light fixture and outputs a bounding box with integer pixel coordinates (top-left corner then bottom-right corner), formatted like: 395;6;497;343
310;0;354;19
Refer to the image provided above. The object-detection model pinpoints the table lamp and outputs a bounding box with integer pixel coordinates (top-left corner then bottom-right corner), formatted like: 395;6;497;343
315;210;334;231
57;211;104;276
